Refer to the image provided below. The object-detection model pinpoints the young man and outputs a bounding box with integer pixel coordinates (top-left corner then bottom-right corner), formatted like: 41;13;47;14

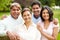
31;1;42;24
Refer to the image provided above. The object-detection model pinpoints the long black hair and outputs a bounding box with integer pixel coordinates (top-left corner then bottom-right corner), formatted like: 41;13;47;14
40;6;53;22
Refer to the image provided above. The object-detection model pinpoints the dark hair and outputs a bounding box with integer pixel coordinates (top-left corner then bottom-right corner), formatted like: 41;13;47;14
31;1;41;7
40;6;53;22
21;8;32;16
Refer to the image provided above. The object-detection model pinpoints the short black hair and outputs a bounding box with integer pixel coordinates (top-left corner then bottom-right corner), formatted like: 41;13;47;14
31;1;41;7
21;8;32;16
40;6;53;22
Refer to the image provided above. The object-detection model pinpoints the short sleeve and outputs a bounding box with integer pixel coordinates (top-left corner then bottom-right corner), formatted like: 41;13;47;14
53;23;59;28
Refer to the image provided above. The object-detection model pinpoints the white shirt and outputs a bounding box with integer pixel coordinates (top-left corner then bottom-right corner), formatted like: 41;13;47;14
39;21;58;40
0;15;24;36
15;23;41;40
32;14;41;24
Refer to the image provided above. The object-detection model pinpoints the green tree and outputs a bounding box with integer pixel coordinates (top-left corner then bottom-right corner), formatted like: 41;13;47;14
0;0;12;12
14;0;39;8
39;0;55;7
55;0;60;6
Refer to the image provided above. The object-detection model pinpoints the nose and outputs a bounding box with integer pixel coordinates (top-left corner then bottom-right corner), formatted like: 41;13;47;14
34;9;37;11
15;10;18;13
26;16;28;19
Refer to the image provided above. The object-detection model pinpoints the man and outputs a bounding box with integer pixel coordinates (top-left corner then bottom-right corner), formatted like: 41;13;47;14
31;1;42;24
0;2;24;40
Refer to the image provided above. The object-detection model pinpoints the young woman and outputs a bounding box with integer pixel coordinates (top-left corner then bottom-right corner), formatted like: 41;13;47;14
37;6;58;40
15;8;41;40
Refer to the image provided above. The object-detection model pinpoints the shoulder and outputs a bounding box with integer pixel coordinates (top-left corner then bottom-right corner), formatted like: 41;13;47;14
32;23;37;27
50;22;59;28
1;16;10;24
37;21;43;25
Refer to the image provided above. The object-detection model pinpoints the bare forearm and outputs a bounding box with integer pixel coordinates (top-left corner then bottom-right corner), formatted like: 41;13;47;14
41;31;55;40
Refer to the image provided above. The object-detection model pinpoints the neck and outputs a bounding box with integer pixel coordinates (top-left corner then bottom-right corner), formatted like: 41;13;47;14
24;21;32;29
34;15;40;19
44;20;50;23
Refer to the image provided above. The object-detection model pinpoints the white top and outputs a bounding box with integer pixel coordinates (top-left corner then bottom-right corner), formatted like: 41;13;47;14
0;15;24;36
32;14;41;24
15;23;41;40
38;21;58;40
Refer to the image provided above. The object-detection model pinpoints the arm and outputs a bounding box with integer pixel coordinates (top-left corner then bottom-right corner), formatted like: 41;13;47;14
0;22;7;36
6;31;17;40
36;28;41;40
52;27;58;40
37;23;58;40
53;18;59;25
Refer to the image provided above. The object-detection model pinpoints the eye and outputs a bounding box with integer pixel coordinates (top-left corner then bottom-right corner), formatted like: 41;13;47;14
33;8;35;10
23;14;26;17
36;7;39;9
42;12;45;14
27;14;30;16
12;9;16;11
46;12;49;14
17;9;20;11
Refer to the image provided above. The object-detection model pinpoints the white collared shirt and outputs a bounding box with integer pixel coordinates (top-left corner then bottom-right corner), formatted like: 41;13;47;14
0;15;24;36
15;23;41;40
32;14;41;24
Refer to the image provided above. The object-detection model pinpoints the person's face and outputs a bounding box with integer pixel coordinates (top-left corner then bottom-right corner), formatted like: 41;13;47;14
22;11;32;22
32;5;41;16
10;6;21;19
42;9;49;21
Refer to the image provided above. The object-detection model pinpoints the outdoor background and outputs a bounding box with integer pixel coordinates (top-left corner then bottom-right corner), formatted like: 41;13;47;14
0;0;60;40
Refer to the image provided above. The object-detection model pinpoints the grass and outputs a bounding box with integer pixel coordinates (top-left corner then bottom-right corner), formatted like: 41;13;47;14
57;33;60;40
0;9;60;40
53;9;60;24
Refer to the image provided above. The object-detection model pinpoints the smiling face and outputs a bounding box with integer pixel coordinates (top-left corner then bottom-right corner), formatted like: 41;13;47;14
42;9;49;21
22;11;32;23
10;6;21;19
32;4;41;17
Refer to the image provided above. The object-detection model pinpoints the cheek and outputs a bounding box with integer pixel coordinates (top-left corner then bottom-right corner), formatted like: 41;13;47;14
46;14;49;18
11;11;15;15
23;16;28;21
39;9;41;12
42;14;44;17
29;16;32;19
23;17;26;20
18;10;20;13
11;12;15;16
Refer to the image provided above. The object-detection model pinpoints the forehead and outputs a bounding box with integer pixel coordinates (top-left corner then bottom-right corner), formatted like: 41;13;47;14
32;4;40;8
23;11;31;15
10;5;21;10
11;6;19;9
43;9;48;12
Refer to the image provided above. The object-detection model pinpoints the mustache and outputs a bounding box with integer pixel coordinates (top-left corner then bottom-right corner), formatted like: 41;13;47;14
33;11;39;12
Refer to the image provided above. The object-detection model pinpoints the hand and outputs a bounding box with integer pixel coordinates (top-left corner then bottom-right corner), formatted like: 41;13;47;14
6;31;17;40
37;23;43;32
14;33;25;40
53;18;58;25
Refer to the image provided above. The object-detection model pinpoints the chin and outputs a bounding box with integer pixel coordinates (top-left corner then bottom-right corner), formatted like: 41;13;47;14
25;20;30;22
14;17;18;19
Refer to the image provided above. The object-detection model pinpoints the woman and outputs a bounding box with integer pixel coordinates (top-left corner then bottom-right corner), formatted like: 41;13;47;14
37;6;58;40
15;8;41;40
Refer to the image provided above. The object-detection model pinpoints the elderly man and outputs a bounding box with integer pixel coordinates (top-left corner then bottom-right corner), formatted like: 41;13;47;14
0;2;24;40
